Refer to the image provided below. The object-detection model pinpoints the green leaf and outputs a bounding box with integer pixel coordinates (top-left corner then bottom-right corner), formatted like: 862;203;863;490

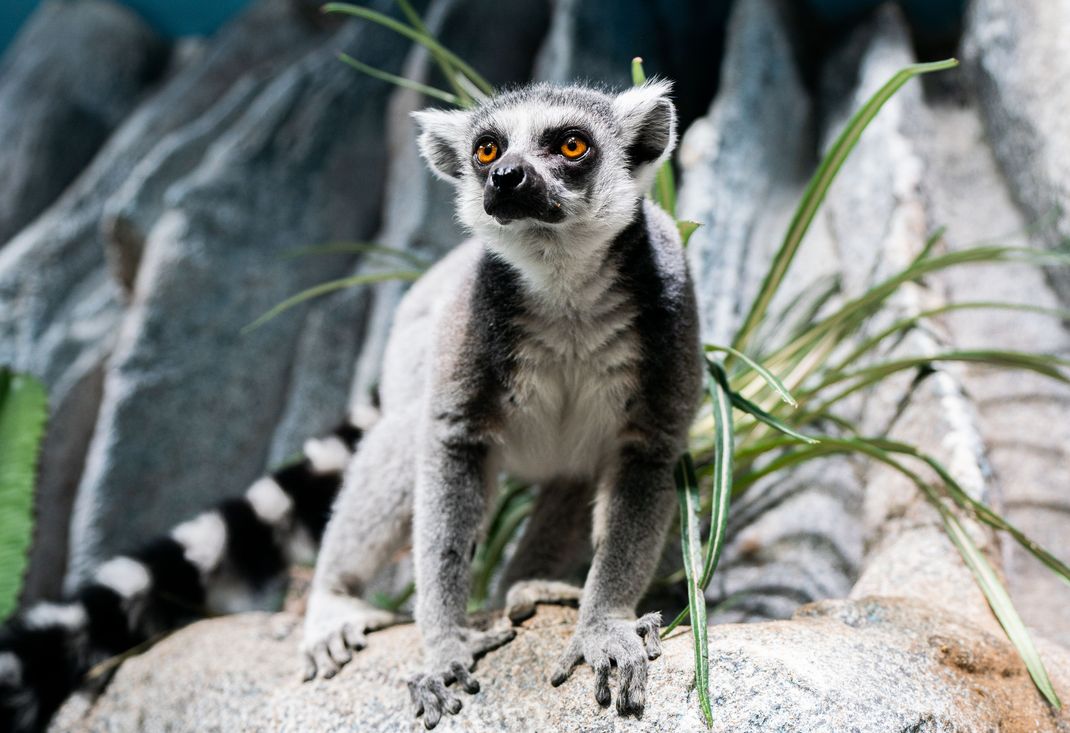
323;3;494;96
678;220;700;248
243;270;423;333
941;511;1062;708
392;0;472;105
707;361;819;445
673;454;713;727
631;57;677;216
706;346;797;406
338;52;461;105
284;241;432;269
732;58;959;354
0;368;48;617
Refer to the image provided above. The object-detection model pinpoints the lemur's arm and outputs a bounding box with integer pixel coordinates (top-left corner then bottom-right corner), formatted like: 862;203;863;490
550;449;677;714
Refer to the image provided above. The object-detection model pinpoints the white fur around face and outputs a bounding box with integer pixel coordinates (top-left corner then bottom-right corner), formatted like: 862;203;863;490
303;436;352;475
245;477;293;526
94;556;151;600
171;511;227;574
23;602;87;631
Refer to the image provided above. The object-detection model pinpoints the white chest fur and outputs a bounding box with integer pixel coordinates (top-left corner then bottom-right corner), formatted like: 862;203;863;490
496;278;641;482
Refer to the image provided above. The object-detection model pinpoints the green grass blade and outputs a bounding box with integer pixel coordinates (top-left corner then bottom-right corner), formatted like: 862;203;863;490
732;58;959;354
323;2;494;96
0;369;48;618
941;511;1062;707
285;241;432;269
243;270;423;333
338;52;460;105
678;220;700;248
673;454;713;726
831;302;1070;373
708;361;818;445
631;57;677;216
663;372;736;637
706;347;797;406
392;0;472;105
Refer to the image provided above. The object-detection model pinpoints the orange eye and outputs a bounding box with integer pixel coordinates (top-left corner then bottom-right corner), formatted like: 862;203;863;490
560;135;589;159
475;140;499;164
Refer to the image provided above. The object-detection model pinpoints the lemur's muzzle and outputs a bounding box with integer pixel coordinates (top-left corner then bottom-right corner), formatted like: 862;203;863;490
483;161;564;224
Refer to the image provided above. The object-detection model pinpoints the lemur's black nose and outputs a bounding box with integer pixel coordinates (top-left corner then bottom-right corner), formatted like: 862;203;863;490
491;165;525;191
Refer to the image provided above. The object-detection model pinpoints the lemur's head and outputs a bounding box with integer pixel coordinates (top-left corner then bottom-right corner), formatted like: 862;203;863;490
413;81;677;259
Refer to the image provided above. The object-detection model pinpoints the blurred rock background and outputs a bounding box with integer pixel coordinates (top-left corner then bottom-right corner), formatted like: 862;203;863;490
1;0;1067;710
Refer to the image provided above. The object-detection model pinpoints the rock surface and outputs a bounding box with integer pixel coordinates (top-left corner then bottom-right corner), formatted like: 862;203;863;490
0;0;166;246
66;4;418;579
964;0;1070;304
52;601;1070;733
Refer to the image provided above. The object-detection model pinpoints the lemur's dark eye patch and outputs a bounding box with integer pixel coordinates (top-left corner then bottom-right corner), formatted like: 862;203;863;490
473;136;500;165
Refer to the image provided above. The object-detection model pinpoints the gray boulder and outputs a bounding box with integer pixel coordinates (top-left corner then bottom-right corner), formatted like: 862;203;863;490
0;0;166;246
3;0;328;603
66;7;418;580
963;0;1070;304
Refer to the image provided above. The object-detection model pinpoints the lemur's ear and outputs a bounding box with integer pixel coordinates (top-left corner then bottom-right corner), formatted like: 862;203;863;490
412;107;472;181
612;79;678;172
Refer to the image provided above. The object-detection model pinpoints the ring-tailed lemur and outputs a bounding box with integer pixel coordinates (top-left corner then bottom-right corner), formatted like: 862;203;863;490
301;80;702;727
0;80;702;732
0;408;377;733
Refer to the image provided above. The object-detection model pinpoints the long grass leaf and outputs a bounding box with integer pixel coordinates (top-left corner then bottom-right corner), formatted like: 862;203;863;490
706;347;797;406
323;3;494;95
733;59;959;354
941;511;1062;707
243;270;422;332
631;57;677;216
392;0;472;105
285;241;432;268
673;454;713;726
338;52;460;105
708;362;818;445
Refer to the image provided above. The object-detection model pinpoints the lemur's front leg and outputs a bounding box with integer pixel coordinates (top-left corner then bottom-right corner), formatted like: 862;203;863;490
409;430;515;729
551;450;677;715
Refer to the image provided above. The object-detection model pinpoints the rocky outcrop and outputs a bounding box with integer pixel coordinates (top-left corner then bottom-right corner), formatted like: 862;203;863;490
65;4;420;580
964;0;1070;304
0;0;166;246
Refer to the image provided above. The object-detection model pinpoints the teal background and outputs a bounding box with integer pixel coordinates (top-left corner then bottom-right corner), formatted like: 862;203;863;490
0;0;251;54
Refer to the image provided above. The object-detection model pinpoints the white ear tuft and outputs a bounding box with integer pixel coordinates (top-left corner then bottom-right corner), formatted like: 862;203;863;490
411;107;472;181
612;79;678;173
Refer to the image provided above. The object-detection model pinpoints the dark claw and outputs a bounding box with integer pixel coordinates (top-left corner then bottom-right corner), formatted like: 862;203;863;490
450;661;480;694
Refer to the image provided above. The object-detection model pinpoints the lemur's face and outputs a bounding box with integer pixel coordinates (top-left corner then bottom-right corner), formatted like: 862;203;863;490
413;82;677;260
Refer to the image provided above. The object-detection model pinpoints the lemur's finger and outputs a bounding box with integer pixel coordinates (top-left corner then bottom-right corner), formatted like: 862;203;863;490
635;612;663;660
407;677;425;717
449;661;480;694
311;642;339;679
592;652;613;708
469;627;516;657
615;648;647;716
549;644;583;686
326;634;351;666
341;623;367;651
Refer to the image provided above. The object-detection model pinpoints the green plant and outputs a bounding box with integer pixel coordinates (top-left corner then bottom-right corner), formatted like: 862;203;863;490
0;368;48;618
263;3;1070;722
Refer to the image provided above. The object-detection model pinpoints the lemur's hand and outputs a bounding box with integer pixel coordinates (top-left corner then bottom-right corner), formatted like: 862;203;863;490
550;612;663;715
408;626;516;729
301;590;403;680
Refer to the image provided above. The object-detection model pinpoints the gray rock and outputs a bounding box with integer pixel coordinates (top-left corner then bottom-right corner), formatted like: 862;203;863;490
0;0;166;246
51;601;1070;732
66;8;418;580
963;0;1070;304
4;0;328;602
